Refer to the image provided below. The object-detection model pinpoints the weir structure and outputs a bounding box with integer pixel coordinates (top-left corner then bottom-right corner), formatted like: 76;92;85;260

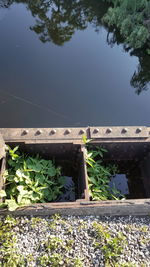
0;126;150;216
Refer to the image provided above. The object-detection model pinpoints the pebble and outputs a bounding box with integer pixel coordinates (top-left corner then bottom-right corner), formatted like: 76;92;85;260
0;215;150;266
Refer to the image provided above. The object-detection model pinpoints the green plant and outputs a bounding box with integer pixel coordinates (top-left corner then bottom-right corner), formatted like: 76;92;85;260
39;254;84;267
93;222;127;265
0;146;67;211
44;235;74;252
31;216;47;228
73;257;84;267
39;253;63;267
45;236;64;251
86;146;124;200
82;134;91;145
0;215;25;266
114;263;137;267
26;253;35;266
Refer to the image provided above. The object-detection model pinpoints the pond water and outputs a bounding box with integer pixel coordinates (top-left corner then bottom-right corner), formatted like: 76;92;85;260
0;0;150;127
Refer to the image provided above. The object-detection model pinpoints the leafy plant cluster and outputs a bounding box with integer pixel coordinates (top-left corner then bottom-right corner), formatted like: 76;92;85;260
0;146;67;211
39;236;83;267
86;147;123;200
36;214;84;266
0;215;25;266
83;136;124;200
102;0;150;52
39;253;83;267
92;222;127;266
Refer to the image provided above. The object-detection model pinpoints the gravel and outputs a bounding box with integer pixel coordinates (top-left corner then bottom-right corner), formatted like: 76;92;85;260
0;215;150;266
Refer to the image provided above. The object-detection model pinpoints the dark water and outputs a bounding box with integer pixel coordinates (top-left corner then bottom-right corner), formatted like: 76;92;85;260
0;0;150;127
57;176;75;202
109;174;129;197
107;160;146;199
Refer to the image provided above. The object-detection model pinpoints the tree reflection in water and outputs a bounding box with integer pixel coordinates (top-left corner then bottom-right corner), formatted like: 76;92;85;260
130;50;150;95
0;0;150;94
106;29;150;95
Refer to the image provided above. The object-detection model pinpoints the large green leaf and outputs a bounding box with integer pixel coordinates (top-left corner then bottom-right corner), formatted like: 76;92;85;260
47;167;57;177
88;176;98;186
5;198;19;211
0;190;6;198
20;198;32;206
17;186;29;204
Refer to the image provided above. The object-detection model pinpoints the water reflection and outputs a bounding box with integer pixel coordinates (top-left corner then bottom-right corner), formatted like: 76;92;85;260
106;30;150;95
0;0;108;45
0;0;150;94
130;50;150;95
